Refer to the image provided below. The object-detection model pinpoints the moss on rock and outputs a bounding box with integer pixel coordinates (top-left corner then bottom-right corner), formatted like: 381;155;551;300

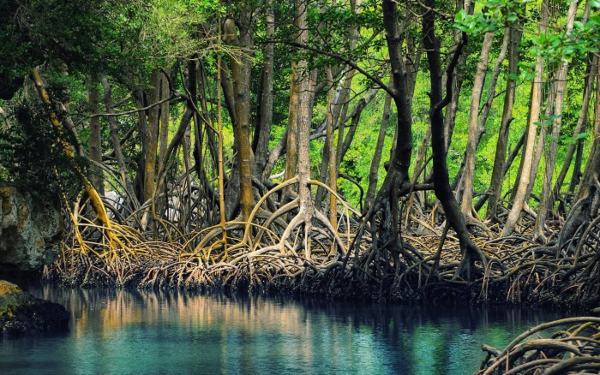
0;280;69;335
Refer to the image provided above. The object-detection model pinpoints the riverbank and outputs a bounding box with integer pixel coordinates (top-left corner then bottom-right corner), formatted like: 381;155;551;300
47;217;599;309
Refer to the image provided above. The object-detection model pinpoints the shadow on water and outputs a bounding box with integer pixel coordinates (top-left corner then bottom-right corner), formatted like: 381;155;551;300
0;285;564;374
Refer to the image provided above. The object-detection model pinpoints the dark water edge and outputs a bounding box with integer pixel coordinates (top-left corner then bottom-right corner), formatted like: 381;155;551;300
0;284;567;375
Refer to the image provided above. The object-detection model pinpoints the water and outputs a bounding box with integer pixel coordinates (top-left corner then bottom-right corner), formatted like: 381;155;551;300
0;286;562;374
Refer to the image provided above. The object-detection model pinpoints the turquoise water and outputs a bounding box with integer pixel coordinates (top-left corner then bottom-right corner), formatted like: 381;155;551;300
0;286;560;374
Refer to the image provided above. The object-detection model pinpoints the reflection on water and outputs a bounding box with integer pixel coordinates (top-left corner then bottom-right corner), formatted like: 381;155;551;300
0;286;562;374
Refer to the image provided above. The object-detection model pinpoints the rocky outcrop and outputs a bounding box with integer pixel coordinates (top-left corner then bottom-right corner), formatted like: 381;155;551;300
0;186;62;273
0;280;69;335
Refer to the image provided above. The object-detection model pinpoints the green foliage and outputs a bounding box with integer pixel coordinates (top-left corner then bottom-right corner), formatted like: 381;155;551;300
1;0;598;216
0;94;81;202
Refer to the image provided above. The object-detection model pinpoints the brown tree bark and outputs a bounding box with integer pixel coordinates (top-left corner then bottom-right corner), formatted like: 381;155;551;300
325;68;338;227
502;1;549;237
253;0;275;178
87;73;104;195
158;72;170;175
461;31;494;217
422;0;486;278
558;71;600;247
100;77;137;204
224;16;255;220
534;0;580;241
365;93;392;212
284;68;300;182
338;88;378;164
487;23;523;221
553;55;596;206
443;0;473;152
289;0;314;259
579;59;600;200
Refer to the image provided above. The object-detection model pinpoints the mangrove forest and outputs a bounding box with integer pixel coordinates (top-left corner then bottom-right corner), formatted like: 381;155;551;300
0;0;600;373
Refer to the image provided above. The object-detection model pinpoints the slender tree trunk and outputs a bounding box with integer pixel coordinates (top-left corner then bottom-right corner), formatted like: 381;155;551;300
141;70;160;207
487;23;523;220
324;68;338;227
461;31;494;217
32;68;114;235
534;0;579;241
443;0;473;152
361;0;413;260
284;67;300;182
523;79;556;204
315;82;375;205
579;60;600;200
559;73;600;246
338;88;378;163
101;77;136;204
290;0;314;259
422;0;486;278
568;140;584;193
253;0;275;177
334;71;356;169
456;27;511;203
315;72;339;207
382;0;412;188
333;0;360;170
553;56;596;204
225;16;255;220
158;73;170;175
502;1;549;237
365;93;392;212
87;73;104;195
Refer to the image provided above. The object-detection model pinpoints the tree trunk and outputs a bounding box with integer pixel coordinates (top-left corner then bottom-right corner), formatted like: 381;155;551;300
338;88;378;164
100;77;136;205
461;31;494;217
31;68;114;235
141;70;160;207
284;66;300;182
291;0;314;259
502;1;549;237
553;56;596;205
87;73;104;195
225;16;255;220
422;0;486;278
382;0;412;188
443;0;473;152
158;72;170;176
558;72;600;247
487;23;523;221
487;23;523;220
365;93;392;212
325;68;337;226
534;0;579;241
253;0;275;178
579;59;600;200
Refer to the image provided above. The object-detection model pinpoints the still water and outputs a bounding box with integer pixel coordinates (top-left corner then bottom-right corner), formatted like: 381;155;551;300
0;286;561;374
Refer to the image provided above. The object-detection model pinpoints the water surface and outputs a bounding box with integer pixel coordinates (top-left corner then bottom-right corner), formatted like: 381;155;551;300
0;286;562;374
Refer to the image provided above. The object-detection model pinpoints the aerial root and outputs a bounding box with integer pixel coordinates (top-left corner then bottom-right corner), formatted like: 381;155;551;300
50;183;600;305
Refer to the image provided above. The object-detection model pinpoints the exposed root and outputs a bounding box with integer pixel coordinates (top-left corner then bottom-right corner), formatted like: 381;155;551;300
479;316;600;374
49;181;600;307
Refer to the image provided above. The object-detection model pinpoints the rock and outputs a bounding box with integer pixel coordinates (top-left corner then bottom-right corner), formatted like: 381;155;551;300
0;280;69;335
0;186;62;273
